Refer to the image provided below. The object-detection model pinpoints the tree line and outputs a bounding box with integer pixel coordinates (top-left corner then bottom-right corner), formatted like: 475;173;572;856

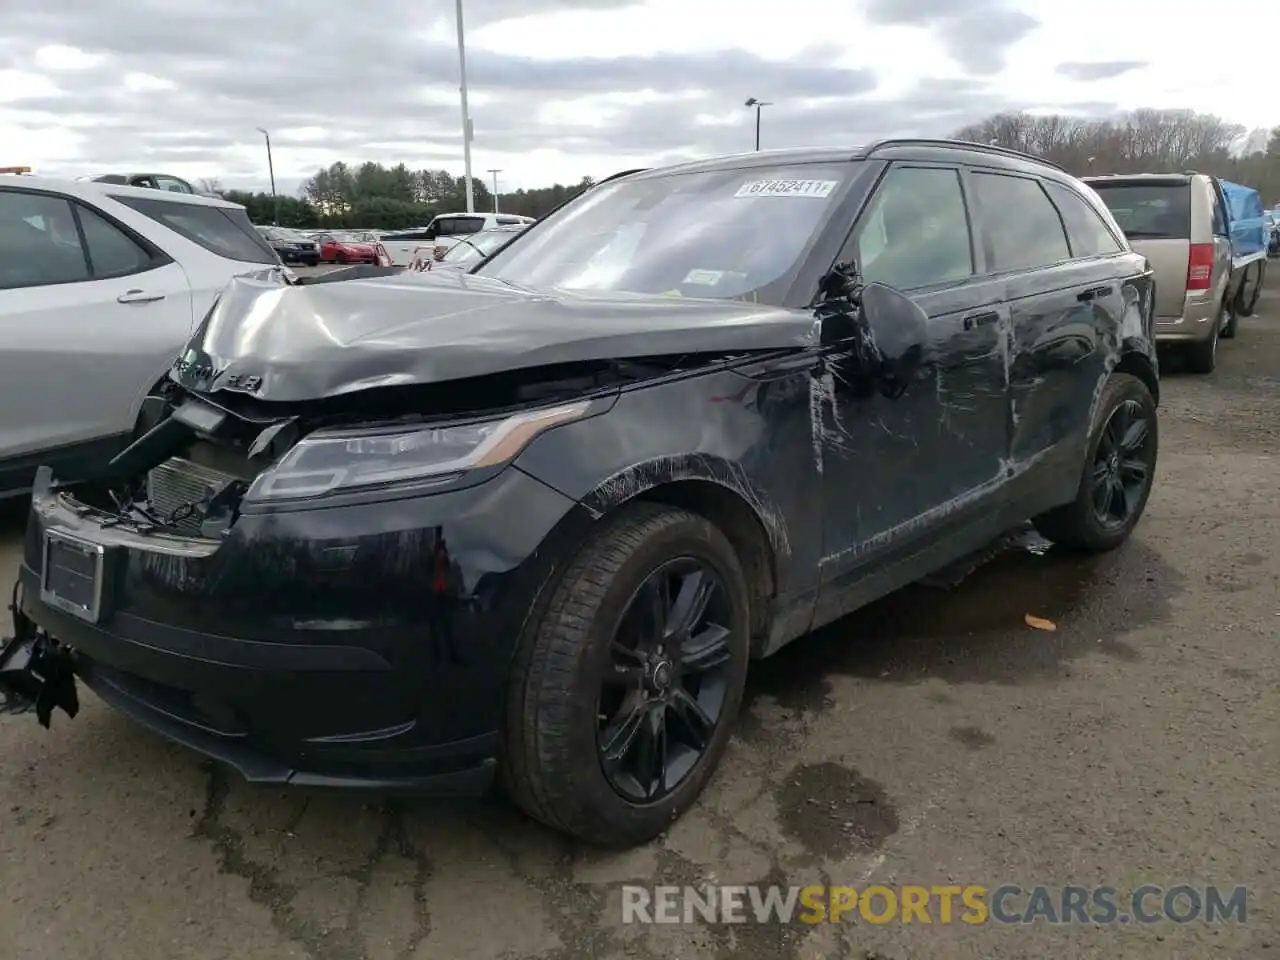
212;108;1279;228
216;160;596;229
952;109;1278;201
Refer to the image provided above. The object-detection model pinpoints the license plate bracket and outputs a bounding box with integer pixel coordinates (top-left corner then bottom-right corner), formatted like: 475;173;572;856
40;530;116;624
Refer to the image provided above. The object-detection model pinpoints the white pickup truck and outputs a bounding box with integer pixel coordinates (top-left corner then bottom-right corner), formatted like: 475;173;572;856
377;212;535;267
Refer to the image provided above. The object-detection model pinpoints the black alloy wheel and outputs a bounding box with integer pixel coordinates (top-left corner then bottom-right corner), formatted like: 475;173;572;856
1088;398;1154;532
501;502;751;847
597;559;734;803
1033;372;1158;552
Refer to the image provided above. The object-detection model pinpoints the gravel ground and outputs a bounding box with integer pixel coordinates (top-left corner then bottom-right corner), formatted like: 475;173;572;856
1;291;1277;960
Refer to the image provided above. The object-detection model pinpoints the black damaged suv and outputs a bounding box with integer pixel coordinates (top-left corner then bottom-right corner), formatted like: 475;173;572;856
5;140;1159;847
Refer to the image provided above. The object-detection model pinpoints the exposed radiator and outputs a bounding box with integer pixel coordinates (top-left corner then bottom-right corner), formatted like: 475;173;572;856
146;457;238;534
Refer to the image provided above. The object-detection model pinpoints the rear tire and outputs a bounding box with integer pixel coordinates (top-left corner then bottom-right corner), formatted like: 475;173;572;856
1236;262;1263;318
501;503;751;847
1219;289;1239;340
1033;373;1157;553
1185;300;1226;371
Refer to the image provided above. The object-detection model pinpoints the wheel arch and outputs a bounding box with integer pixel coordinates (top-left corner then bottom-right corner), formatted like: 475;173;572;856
1115;348;1159;407
577;457;788;648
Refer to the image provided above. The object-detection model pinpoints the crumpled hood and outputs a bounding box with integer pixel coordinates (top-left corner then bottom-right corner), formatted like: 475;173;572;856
170;270;816;402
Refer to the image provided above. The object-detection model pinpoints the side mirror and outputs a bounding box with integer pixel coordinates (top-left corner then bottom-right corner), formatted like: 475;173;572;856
859;282;929;387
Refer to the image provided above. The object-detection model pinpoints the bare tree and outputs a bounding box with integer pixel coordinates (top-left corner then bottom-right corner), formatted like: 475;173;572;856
197;177;224;195
954;109;1246;176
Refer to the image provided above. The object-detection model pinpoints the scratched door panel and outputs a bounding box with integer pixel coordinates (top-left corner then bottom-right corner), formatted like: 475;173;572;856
815;272;1010;574
1005;261;1112;469
814;162;1014;585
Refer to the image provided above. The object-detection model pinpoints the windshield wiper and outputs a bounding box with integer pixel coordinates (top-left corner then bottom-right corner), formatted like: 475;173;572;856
451;236;487;259
1120;230;1176;239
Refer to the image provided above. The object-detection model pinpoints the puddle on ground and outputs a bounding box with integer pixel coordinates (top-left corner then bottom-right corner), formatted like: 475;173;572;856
775;762;899;863
948;725;996;751
744;523;1184;716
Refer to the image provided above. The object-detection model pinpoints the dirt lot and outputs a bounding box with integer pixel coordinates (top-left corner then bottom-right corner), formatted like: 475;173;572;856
1;293;1277;960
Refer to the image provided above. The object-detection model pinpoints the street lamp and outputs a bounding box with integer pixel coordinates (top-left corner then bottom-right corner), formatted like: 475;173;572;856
487;168;502;213
255;127;278;226
455;0;475;213
744;97;772;151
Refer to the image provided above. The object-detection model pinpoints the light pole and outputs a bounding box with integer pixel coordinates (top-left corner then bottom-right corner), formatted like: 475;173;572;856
255;127;278;225
487;168;502;213
455;0;475;213
744;97;771;151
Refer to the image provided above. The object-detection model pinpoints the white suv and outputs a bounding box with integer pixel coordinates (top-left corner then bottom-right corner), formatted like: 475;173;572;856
0;176;286;498
377;212;535;266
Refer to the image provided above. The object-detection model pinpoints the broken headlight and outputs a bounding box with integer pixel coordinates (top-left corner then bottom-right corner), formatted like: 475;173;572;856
246;400;591;501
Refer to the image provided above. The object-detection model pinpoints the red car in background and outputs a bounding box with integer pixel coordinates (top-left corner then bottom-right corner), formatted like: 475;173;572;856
314;231;378;264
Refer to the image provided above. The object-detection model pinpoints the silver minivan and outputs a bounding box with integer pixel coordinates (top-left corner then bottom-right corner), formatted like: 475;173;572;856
1083;173;1247;373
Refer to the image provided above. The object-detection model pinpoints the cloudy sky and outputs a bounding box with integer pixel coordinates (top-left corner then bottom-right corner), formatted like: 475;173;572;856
3;0;1276;197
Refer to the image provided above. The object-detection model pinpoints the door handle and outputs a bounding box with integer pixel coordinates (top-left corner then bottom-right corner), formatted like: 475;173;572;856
962;310;1000;331
117;289;165;304
1076;285;1113;302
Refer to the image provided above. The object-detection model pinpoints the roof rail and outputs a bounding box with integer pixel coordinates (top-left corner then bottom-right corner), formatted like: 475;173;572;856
865;138;1066;172
597;167;648;185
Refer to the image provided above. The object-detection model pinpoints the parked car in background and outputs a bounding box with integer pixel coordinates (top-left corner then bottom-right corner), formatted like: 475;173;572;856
425;224;529;271
378;213;535;266
88;173;220;198
315;231;378;264
1084;172;1267;373
1265;210;1280;257
3;140;1160;847
0;174;284;498
255;226;320;266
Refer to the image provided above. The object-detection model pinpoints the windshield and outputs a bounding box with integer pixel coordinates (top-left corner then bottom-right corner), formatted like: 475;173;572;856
443;229;522;262
474;163;852;303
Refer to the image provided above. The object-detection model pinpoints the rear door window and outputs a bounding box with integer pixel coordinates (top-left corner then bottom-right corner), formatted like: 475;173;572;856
1044;181;1123;258
972;172;1070;272
112;196;278;264
75;203;159;277
1087;183;1190;240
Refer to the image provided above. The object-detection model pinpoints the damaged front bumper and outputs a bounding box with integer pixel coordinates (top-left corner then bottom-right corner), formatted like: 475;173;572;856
4;462;585;793
0;588;79;727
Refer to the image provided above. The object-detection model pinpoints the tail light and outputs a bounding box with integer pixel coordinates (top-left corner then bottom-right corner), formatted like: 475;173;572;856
1186;243;1213;292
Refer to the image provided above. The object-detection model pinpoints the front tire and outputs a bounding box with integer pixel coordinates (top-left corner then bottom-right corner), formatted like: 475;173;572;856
502;502;751;847
1033;373;1158;553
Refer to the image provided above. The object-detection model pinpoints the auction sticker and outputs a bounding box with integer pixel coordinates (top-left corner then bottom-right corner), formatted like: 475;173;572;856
682;269;725;285
734;179;837;199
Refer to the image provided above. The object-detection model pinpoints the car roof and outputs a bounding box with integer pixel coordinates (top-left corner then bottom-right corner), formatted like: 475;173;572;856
435;212;534;220
1083;173;1194;186
616;138;1065;181
0;174;244;209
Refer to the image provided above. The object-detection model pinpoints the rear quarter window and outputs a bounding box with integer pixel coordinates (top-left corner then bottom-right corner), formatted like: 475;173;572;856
1088;183;1190;240
111;195;278;264
1044;181;1124;258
